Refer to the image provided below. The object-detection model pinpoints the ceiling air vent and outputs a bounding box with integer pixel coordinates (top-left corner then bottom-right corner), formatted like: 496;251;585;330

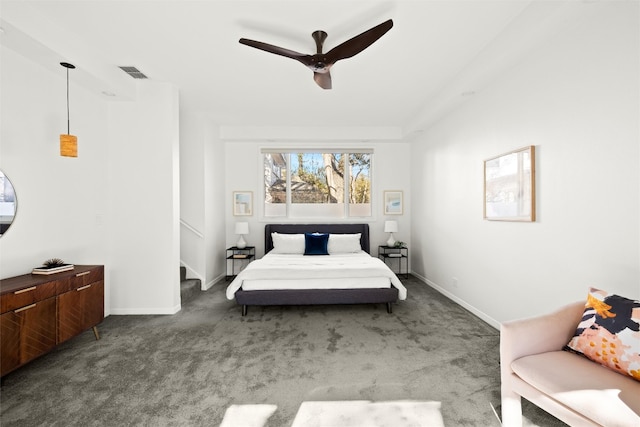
119;66;148;79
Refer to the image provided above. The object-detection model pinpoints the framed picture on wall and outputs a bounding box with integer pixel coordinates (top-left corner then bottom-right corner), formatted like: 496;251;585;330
384;191;403;215
233;191;253;216
484;145;536;222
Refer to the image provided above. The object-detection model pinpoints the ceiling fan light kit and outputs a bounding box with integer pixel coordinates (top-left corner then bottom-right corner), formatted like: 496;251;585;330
239;19;393;89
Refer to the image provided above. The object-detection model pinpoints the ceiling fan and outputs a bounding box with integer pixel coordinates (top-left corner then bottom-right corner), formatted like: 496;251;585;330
239;19;393;89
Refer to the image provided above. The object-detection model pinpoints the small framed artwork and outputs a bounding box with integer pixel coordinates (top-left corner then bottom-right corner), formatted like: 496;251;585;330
384;191;403;215
233;191;253;216
484;145;536;222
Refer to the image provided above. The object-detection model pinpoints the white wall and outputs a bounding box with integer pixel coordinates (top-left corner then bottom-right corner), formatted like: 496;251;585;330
204;122;227;287
0;45;181;316
108;81;181;314
179;112;206;283
179;115;227;289
0;46;108;288
223;141;411;258
410;1;639;326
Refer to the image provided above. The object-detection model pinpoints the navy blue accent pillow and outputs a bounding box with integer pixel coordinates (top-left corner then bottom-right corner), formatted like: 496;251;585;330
304;233;329;255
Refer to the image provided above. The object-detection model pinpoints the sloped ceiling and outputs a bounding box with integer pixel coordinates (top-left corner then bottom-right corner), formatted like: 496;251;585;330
0;0;584;138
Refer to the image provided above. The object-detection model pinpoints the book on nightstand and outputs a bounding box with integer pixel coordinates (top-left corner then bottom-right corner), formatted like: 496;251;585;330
32;264;75;275
232;254;248;259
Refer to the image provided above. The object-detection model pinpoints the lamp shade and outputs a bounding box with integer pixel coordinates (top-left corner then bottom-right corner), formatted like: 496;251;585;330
235;222;249;235
384;220;398;233
60;134;78;157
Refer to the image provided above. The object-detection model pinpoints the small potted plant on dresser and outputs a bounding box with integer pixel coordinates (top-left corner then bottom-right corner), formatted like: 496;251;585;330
31;258;75;275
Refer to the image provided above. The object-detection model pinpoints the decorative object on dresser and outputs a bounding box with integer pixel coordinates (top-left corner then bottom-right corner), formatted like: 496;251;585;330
31;258;74;275
234;222;249;249
0;265;104;377
384;220;398;246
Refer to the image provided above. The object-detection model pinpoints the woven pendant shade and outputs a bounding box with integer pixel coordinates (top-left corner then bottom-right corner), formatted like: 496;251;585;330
60;134;77;157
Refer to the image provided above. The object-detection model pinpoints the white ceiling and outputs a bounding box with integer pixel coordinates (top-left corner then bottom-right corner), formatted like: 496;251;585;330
1;0;582;137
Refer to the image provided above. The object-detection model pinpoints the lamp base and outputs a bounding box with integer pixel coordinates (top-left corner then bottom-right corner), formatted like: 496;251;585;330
236;235;247;249
386;233;396;247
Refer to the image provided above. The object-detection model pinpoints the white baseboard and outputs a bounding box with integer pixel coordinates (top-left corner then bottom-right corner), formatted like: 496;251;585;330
203;273;225;290
410;272;500;330
109;304;181;315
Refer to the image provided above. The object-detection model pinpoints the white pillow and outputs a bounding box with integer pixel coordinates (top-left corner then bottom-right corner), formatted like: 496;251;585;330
328;233;362;254
270;233;305;254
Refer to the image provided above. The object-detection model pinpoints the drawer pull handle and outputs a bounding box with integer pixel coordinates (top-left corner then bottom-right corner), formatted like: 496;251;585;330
77;284;92;291
15;303;36;313
14;286;37;295
76;271;91;277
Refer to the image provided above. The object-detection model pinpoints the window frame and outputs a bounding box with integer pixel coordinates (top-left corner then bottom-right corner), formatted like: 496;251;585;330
261;149;373;219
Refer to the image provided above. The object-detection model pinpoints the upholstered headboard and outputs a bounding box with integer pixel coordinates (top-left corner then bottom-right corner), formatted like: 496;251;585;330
265;224;370;254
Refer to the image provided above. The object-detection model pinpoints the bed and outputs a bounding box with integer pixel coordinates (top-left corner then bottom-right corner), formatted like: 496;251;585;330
226;223;407;316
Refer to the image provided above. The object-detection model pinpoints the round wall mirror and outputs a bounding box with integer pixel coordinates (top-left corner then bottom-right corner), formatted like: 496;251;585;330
0;170;17;236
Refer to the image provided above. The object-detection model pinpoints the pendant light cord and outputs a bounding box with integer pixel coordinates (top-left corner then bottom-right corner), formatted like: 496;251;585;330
60;62;75;134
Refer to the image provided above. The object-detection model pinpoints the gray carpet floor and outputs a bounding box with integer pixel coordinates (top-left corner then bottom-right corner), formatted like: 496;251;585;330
0;276;567;426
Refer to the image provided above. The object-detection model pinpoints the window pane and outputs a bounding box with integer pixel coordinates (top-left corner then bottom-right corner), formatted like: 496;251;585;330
264;153;287;217
290;153;344;204
262;150;372;218
348;153;371;216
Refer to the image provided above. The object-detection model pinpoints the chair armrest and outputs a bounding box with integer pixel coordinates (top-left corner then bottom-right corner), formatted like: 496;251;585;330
500;301;584;373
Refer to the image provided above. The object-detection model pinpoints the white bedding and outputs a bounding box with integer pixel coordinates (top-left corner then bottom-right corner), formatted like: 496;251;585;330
225;251;407;300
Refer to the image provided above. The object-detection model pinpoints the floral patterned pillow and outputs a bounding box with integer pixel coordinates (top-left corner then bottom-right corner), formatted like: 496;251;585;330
564;288;640;381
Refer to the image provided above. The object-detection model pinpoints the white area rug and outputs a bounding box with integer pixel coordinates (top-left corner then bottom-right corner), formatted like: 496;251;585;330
219;401;444;427
219;404;278;427
291;400;444;427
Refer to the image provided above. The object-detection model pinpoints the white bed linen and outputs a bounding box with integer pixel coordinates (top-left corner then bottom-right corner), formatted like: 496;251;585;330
241;276;391;291
226;252;407;300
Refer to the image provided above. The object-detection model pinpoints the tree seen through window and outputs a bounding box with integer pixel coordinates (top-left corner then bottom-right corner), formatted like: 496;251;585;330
263;151;371;217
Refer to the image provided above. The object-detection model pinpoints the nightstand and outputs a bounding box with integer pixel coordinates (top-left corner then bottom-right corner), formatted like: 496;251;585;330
378;245;408;279
226;246;255;280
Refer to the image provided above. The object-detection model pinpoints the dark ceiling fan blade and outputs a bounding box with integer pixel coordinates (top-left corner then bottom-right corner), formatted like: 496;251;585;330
314;71;332;90
239;19;392;89
239;38;313;66
325;19;393;64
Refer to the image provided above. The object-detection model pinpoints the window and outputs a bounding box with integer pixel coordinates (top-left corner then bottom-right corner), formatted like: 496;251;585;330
263;150;372;218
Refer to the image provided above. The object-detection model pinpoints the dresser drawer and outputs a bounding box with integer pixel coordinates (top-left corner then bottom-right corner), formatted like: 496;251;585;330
1;295;58;376
57;267;103;293
0;281;58;314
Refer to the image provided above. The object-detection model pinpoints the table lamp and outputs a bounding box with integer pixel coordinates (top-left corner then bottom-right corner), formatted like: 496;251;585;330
384;220;398;247
235;222;249;249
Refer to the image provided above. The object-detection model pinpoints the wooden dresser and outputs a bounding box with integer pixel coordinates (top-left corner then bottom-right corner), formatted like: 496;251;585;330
0;265;104;377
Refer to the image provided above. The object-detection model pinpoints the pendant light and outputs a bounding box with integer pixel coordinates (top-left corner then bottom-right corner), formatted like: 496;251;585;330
60;62;77;157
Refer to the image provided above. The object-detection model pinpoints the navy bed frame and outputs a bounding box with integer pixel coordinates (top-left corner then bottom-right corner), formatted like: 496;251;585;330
233;223;399;316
